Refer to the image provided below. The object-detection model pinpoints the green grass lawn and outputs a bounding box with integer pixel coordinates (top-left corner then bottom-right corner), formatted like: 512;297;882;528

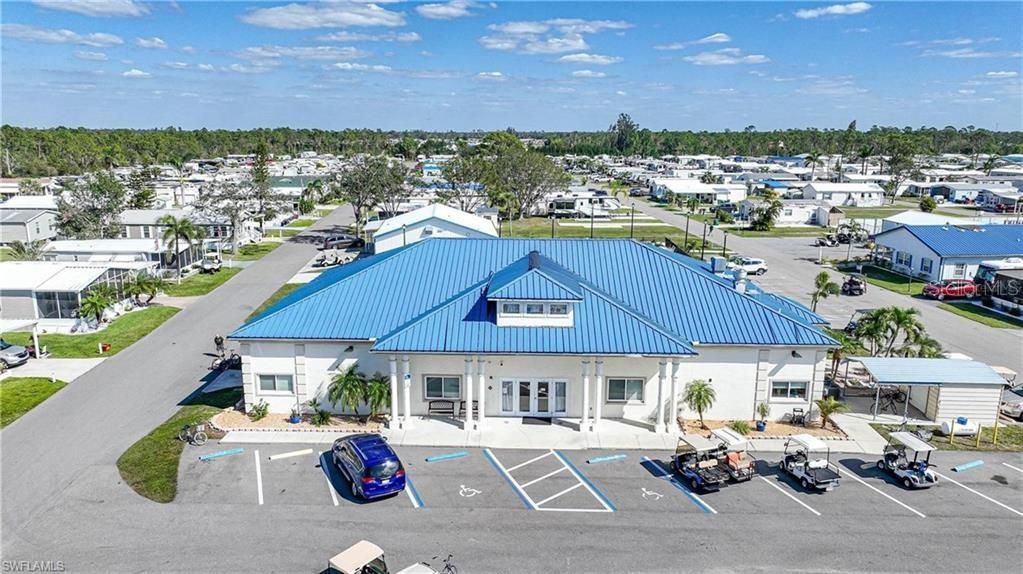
230;242;280;261
0;247;12;262
116;388;240;503
939;302;1023;329
726;226;826;237
1;306;179;358
849;265;925;296
0;377;67;427
162;267;241;297
286;218;316;228
871;423;1023;452
247;282;303;320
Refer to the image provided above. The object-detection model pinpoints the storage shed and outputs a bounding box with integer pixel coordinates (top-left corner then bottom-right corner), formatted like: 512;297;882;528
856;358;1006;425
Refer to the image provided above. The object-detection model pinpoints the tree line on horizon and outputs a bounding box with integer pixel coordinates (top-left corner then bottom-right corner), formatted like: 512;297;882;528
1;118;1021;177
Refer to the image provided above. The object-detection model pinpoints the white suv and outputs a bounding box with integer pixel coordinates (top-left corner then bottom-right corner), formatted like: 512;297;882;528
728;256;768;275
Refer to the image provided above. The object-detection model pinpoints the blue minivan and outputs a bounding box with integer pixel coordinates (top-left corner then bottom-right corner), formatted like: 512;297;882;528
331;434;406;500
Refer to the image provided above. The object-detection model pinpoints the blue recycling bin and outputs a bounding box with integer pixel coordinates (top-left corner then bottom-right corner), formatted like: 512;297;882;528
956;416;969;425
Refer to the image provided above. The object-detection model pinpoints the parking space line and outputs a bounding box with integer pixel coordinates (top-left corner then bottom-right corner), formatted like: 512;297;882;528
405;477;425;509
318;452;340;507
837;466;926;518
535;483;584;507
1002;462;1023;475
756;476;820;516
254;449;264;506
553;450;616;512
483;448;537;510
521;467;568;488
934;471;1023;517
640;456;716;515
507;451;553;472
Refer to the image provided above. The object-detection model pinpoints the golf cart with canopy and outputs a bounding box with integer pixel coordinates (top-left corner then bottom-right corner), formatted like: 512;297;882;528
844;308;876;335
328;540;439;574
876;431;939;489
782;434;841;491
710;427;757;483
841;273;867;296
671;435;730;492
199;252;222;274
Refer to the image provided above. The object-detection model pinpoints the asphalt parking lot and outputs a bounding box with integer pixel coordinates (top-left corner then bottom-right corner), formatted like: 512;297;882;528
179;442;1023;522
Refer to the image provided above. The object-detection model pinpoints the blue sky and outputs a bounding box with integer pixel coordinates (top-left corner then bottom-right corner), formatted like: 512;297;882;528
2;1;1021;131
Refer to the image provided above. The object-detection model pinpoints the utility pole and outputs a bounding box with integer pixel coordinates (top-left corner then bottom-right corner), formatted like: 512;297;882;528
722;231;728;256
700;226;708;259
684;214;691;249
630;202;635;239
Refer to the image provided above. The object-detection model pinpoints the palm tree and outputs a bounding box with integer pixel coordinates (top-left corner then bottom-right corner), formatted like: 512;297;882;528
158;215;201;283
125;273;166;305
328;367;367;416
810;272;840;312
684;197;700;213
829;330;863;382
79;286;115;323
815;397;849;429
683;379;716;429
981;156;998;176
6;239;48;261
805;152;822;181
898;332;943;358
364;373;391;420
881;307;924;357
856;145;873;175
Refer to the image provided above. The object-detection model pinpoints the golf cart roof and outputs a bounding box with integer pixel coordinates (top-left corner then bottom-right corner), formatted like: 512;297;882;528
677;434;721;453
329;540;384;574
889;431;936;453
711;427;748;449
786;433;829;451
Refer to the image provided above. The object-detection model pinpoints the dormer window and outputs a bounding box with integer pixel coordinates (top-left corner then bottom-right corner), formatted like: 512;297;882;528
525;303;545;315
549;303;569;316
486;250;584;328
495;300;575;327
502;302;521;314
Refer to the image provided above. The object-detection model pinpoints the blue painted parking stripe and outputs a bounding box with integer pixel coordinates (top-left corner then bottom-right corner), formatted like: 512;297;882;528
554;450;616;512
640;456;716;514
483;448;536;510
405;477;425;509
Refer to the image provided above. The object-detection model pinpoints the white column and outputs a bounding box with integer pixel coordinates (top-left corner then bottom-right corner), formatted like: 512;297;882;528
477;357;487;430
581;360;591;432
463;357;474;431
670;358;681;428
388;355;399;427
401;355;412;429
594;359;604;429
656;360;667;434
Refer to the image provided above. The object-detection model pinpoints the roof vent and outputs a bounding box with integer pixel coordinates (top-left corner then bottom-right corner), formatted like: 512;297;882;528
528;250;541;270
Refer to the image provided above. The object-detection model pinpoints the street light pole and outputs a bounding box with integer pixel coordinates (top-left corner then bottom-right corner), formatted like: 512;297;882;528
402;224;407;246
590;203;595;239
550;215;555;238
700;226;707;259
630;202;635;239
684;214;691;249
722;231;728;256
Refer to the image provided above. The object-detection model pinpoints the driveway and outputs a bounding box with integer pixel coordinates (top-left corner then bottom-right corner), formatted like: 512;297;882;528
0;206;355;551
633;200;1023;373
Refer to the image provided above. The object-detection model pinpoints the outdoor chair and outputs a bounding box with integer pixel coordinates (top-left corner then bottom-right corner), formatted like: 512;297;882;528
457;400;479;418
790;408;807;426
427;400;455;417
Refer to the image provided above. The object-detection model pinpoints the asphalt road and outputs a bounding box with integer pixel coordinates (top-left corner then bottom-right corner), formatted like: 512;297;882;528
0;206;354;553
633;200;1023;373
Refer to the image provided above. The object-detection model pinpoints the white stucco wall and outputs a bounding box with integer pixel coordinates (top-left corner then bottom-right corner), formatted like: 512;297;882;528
374;219;497;253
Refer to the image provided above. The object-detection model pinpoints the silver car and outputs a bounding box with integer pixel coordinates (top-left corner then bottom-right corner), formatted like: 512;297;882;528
0;339;30;370
1001;384;1023;421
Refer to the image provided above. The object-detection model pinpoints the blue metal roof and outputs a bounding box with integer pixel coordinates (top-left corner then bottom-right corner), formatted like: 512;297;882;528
855;358;1007;386
230;238;837;353
486;252;584;301
747;289;828;326
875;224;1023;258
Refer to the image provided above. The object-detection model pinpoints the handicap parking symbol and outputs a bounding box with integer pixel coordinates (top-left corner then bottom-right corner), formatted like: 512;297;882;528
641;487;663;501
459;484;483;498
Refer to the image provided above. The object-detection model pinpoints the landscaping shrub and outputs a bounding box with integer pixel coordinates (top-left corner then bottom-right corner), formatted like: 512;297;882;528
730;419;751;435
248;399;269;421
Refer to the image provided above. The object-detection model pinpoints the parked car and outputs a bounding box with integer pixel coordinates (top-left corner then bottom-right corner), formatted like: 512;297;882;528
628;187;648;197
728;256;768;275
922;279;977;300
1000;383;1023;421
322;234;363;250
332;433;406;500
0;339;31;370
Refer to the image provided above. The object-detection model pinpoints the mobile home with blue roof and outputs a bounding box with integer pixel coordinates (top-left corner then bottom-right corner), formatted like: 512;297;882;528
230;238;837;436
873;224;1023;282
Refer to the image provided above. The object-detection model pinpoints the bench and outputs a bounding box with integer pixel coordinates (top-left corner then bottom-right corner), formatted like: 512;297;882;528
458;400;479;417
427;400;455;416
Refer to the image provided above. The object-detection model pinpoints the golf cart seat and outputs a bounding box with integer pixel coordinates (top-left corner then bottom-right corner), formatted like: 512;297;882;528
807;459;828;470
725;451;747;469
698;459;719;469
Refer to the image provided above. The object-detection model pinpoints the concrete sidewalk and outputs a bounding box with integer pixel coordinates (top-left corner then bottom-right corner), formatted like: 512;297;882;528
0;358;105;383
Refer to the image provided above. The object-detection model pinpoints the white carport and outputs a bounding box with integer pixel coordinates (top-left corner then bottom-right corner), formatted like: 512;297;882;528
855;358;1006;425
0;319;41;357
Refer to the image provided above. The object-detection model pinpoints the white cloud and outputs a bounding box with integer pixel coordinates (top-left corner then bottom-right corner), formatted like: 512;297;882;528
683;48;769;66
1;23;123;46
317;31;421;43
75;50;108;61
655;32;731;50
163;61;189;69
136;36;167;49
416;0;476;20
122;68;150;78
240;2;406;30
32;0;148;17
557;53;622;65
180;92;200;97
237;45;369;61
480;18;631;55
197;64;215;71
572;69;606;78
987;71;1019;78
921;47;1016;59
957;89;976;95
794;2;871;20
223;63;275;74
181;45;196;53
332;62;393;72
931;37;999;46
615;90;628;96
796;77;868;96
475;71;505;80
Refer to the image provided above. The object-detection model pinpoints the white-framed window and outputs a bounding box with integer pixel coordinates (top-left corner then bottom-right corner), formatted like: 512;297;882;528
549;303;569;315
920;257;933;274
953;263;967;278
771;380;808;400
143;226;152;239
783;209;793;216
895;251;913;267
424;375;461;399
258;374;294;393
501;302;521;314
525;303;545;315
607;377;645;403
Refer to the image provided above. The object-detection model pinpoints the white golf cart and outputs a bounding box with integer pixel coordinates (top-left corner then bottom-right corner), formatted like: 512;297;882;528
199;252;222;274
876;431;938;489
710;427;756;483
328;541;440;574
782;433;840;491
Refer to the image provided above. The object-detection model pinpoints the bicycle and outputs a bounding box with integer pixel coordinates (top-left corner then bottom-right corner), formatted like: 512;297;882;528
870;387;907;415
178;424;208;446
429;555;457;574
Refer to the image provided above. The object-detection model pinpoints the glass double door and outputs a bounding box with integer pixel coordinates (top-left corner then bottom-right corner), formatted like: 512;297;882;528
502;380;567;416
